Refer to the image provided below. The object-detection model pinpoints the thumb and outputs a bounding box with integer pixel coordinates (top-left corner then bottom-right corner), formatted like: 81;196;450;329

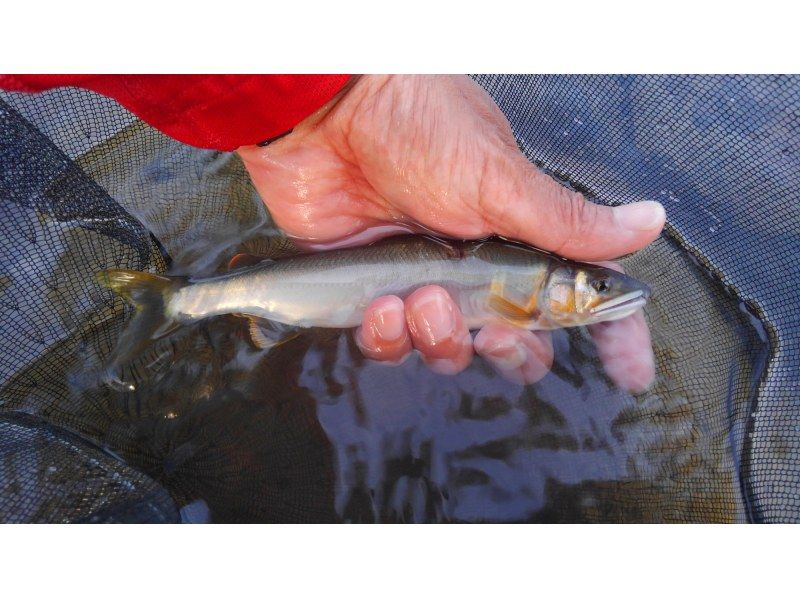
486;156;666;261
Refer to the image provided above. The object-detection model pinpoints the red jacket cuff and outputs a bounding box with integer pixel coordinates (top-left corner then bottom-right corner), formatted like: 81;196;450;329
0;74;352;151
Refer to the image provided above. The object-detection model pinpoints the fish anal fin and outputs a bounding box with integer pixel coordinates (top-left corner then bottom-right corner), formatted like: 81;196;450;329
243;315;301;351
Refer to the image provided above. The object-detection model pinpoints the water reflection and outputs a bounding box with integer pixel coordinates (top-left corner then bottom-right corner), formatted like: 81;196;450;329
307;328;639;522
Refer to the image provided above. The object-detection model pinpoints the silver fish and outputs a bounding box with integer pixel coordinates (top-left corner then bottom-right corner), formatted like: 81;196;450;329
97;235;650;359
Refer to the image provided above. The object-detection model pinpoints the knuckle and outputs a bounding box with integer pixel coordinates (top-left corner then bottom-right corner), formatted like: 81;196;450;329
553;189;597;250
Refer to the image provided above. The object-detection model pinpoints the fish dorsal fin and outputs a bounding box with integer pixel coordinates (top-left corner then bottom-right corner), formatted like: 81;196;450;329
242;315;301;350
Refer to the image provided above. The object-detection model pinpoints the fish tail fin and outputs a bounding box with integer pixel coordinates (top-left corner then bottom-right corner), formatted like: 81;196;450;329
96;269;185;375
96;269;181;308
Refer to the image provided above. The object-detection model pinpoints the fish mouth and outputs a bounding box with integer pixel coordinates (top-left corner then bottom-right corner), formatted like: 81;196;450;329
589;289;649;319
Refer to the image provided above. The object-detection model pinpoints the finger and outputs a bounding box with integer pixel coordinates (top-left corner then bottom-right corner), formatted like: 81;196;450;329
404;285;473;375
486;155;665;261
474;323;553;385
586;260;656;391
588;310;656;393
592;260;624;271
355;295;413;363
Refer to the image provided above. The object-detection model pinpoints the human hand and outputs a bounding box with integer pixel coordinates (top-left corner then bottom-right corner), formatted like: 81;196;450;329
237;75;664;391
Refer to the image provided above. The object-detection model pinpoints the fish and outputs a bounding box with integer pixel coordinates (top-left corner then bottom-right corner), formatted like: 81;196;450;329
96;235;651;363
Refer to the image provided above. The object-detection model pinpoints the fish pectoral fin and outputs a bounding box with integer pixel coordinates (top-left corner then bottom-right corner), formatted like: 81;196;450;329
242;315;301;351
488;293;540;325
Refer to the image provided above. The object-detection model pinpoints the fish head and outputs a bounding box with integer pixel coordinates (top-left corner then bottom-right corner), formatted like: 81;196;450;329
542;262;651;327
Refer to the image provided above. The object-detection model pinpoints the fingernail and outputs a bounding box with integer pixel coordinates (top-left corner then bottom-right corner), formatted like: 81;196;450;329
411;291;456;345
370;304;406;342
486;340;527;371
615;201;666;231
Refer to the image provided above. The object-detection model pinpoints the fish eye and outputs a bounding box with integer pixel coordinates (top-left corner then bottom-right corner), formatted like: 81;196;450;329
592;278;610;293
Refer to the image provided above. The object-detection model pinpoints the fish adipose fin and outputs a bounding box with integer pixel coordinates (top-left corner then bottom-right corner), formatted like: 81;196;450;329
96;269;184;373
228;253;275;270
228;235;304;270
243;315;301;351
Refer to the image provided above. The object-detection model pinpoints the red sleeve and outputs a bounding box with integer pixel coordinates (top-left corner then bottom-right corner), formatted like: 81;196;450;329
0;74;351;151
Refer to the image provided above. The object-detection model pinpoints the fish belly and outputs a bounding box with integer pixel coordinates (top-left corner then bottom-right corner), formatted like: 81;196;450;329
260;261;458;328
169;246;522;330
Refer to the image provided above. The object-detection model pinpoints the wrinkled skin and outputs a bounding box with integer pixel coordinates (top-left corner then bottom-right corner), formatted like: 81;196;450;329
238;75;662;391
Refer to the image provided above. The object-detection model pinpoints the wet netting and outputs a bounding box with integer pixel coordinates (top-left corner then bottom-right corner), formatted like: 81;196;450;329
0;75;796;523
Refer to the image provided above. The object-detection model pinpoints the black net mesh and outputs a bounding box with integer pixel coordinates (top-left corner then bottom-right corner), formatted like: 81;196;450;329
0;412;177;523
0;75;795;523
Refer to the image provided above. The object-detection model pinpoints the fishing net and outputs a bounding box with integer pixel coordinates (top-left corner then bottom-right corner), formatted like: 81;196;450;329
0;75;794;523
0;412;177;523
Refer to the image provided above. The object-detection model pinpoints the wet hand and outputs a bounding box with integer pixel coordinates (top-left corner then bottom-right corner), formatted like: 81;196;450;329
238;75;665;391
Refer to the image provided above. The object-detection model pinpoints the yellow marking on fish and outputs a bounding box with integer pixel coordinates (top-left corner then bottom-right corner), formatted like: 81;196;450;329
488;277;541;325
490;278;504;296
523;290;538;313
574;270;589;313
548;284;576;314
